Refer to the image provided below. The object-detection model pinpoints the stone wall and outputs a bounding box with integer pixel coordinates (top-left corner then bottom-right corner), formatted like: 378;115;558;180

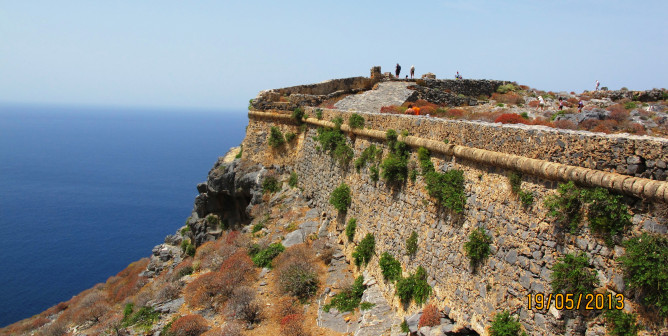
240;109;667;335
251;77;377;111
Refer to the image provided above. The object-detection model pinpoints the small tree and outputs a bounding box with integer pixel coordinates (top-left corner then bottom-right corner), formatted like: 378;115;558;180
489;311;527;336
463;227;492;271
329;183;351;213
268;126;286;148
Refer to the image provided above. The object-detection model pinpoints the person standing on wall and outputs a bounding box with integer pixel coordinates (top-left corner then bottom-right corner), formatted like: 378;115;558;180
410;65;415;79
596;80;600;91
396;63;401;78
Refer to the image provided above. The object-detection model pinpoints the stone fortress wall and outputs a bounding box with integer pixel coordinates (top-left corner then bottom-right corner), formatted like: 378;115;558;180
240;75;667;335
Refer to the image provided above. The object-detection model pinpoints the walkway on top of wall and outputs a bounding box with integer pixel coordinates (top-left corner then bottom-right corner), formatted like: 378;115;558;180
334;82;414;113
247;110;668;203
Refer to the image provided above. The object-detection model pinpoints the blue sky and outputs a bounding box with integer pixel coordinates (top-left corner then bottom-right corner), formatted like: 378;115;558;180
1;0;666;111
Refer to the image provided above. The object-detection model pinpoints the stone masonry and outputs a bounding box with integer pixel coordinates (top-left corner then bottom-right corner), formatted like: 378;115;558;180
240;107;667;335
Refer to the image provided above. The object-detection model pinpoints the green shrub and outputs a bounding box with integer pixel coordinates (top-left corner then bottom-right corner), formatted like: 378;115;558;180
292;107;305;125
624;101;637;110
251;243;285;268
520;112;529;119
406;231;418;255
496;103;505;107
268;126;285;148
508;172;522;194
544;181;583;234
348;113;365;129
248;99;254;109
332;116;344;129
369;166;379;182
352;233;375;266
424;170;466;213
518;190;534;206
604;310;640;336
409;169;418;182
545;182;631;242
618;233;668;316
235;145;243;159
464;227;492;270
400;130;409;137
400;319;410;333
345;218;357;242
329;183;351;213
417;147;434;174
287;172;298;188
181;239;196;257
122;306;160;329
551;252;598;297
583;188;631;246
354;144;380;172
180;226;190;235
262;176;280;194
379;252;402;282
381;153;408;184
395;266;431;305
496;84;517;94
252;222;264;233
324;276;365;312
315;108;323;120
360;302;376;311
386;129;398;147
489;311;527;336
185;244;196;257
332;141;354;166
285;132;296;142
314;126;352;166
177;265;194;278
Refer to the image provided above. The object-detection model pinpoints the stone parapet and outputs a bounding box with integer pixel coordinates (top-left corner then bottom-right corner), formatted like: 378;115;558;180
248;109;668;202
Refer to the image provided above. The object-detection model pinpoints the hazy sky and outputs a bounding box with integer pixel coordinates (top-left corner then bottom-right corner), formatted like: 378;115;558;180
1;0;666;111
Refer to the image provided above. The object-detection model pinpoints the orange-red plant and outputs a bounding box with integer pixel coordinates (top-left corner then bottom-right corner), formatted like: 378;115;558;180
170;314;209;336
418;304;441;328
494;113;530;125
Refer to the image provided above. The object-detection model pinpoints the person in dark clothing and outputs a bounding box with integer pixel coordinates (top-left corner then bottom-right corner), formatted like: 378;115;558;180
395;63;401;78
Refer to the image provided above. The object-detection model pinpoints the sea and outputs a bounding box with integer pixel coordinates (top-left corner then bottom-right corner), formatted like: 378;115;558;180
0;104;248;327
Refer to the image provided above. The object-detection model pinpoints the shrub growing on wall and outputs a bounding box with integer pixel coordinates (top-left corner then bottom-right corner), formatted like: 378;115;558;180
583;188;631;246
489;311;527;336
329;183;351;213
268;126;286;148
379;252;402;282
464;227;492;271
424;169;466;213
395;266;431;305
348;113;365;129
545;182;631;245
618;233;668;316
406;231;418;255
345;218;357;242
550;252;599;297
315;126;353;166
291;107;305;125
352;233;375;266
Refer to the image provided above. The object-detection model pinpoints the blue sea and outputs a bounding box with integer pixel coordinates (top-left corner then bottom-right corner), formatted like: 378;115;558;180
0;104;247;327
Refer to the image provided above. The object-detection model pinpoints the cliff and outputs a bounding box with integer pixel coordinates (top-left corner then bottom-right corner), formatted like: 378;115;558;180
3;71;667;336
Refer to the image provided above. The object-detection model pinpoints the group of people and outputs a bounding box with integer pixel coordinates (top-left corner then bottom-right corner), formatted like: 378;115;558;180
537;96;584;112
395;64;415;79
394;63;463;80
